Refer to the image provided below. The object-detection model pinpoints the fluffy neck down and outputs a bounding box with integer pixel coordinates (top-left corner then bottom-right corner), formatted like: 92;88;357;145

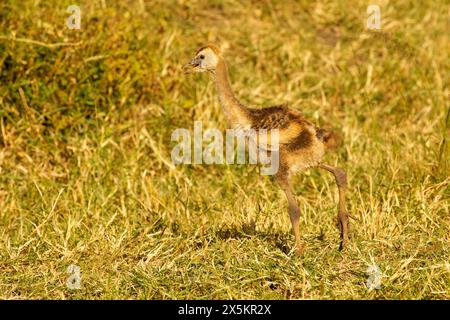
214;59;249;128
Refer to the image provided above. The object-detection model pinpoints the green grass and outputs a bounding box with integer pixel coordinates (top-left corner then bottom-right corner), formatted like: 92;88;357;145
0;0;449;299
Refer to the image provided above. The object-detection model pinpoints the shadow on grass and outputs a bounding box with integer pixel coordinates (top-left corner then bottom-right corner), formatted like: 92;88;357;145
214;221;294;254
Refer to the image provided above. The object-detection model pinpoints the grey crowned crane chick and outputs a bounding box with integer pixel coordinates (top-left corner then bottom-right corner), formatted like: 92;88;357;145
183;44;351;255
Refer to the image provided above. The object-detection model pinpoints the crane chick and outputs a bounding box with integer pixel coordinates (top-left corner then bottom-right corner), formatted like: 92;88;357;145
183;44;351;255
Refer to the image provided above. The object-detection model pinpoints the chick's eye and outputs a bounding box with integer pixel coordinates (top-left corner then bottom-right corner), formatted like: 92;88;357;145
199;55;205;59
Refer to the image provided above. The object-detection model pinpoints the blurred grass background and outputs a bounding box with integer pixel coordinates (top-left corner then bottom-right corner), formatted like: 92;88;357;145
0;0;449;299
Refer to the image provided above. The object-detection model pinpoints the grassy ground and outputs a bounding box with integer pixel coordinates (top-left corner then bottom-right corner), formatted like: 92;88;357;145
0;0;449;299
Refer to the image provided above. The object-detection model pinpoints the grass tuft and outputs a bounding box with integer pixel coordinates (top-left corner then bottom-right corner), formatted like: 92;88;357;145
0;0;448;299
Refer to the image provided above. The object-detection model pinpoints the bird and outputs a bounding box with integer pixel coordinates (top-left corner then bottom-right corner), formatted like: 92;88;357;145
183;44;350;255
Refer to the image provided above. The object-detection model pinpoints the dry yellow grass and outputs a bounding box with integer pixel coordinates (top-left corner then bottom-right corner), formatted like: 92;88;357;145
0;0;448;299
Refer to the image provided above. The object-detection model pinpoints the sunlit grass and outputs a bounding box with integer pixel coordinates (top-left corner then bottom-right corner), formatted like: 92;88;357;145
0;0;448;299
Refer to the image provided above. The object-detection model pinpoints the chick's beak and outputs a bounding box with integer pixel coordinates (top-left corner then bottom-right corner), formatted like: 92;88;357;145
183;58;200;74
